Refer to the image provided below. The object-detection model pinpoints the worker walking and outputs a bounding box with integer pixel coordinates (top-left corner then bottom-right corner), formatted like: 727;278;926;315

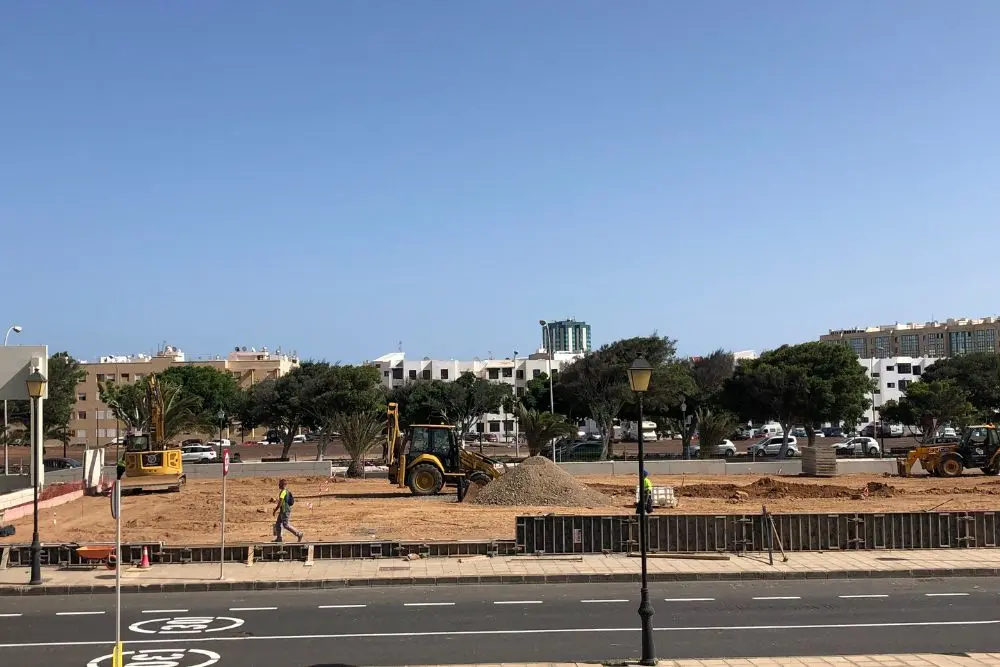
641;469;654;514
272;479;304;543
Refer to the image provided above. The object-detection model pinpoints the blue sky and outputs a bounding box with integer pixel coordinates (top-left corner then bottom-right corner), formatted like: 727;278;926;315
3;2;999;363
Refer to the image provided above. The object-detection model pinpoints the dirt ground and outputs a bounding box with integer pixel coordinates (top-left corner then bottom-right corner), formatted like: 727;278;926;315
3;470;1000;545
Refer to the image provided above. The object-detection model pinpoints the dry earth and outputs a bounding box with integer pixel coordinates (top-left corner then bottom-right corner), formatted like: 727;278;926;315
3;471;1000;545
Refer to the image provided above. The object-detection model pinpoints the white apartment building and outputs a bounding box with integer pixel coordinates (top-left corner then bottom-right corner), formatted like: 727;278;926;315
858;356;942;422
368;349;585;438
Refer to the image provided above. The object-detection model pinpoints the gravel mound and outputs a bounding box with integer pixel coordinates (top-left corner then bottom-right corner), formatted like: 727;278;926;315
471;456;611;507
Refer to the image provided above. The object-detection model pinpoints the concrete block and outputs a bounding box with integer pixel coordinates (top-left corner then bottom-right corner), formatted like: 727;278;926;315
558;462;615;475
724;461;803;476
836;459;898;475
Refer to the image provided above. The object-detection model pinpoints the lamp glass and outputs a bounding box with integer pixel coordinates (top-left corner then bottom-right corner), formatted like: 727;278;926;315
25;371;47;399
627;358;653;393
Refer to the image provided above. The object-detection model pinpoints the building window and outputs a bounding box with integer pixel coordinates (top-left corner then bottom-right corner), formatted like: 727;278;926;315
488;369;499;380
135;374;145;381
516;369;524;380
383;371;390;378
872;372;880;378
897;363;912;374
77;411;87;420
848;338;866;357
421;369;431;380
874;336;890;359
516;386;525;397
972;328;996;354
887;382;895;389
440;369;449;380
900;334;919;356
106;374;116;382
96;374;106;382
488;422;501;433
408;370;417;380
913;365;921;375
77;393;87;401
75;430;86;438
899;379;910;391
504;420;514;432
873;388;881;394
476;423;485;433
950;331;973;356
532;369;541;378
392;368;403;380
886;366;894;372
502;367;513;378
96;410;107;420
121;373;130;382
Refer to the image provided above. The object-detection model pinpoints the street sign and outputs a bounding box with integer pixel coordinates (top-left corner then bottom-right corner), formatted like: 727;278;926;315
222;449;230;476
110;481;119;520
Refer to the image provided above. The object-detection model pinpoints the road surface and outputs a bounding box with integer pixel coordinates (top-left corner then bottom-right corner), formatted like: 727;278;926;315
1;577;997;666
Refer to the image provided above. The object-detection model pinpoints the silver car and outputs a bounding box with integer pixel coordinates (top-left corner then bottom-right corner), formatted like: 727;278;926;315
749;436;800;457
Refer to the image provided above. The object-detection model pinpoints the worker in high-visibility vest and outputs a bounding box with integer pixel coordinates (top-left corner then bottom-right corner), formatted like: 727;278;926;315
641;469;654;514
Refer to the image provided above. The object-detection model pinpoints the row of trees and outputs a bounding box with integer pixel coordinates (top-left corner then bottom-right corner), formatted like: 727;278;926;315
881;353;1000;434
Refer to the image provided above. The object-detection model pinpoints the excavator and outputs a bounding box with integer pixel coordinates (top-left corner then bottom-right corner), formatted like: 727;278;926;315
384;402;505;496
897;424;1000;478
121;376;185;493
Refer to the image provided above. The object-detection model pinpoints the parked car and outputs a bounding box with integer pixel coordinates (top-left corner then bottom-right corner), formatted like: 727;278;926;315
181;438;204;447
691;439;738;458
823;427;845;438
748;436;800;457
292;434;307;444
206;438;233;449
833;436;881;457
182;445;218;464
44;457;82;472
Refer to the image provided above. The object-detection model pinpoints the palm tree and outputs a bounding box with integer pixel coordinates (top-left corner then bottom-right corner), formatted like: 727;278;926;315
515;404;577;457
100;375;201;443
694;407;736;459
334;410;385;477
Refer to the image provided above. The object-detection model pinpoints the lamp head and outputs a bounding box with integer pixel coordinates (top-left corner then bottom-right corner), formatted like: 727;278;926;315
539;320;547;326
26;367;47;399
11;325;22;334
627;358;653;393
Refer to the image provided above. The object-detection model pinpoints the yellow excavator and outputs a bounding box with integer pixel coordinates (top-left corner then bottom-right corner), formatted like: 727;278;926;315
897;424;1000;478
384;402;505;496
122;376;185;493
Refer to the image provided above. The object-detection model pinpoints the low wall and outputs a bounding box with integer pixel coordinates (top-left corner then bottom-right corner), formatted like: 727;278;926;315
0;475;29;494
1;489;84;522
183;460;332;479
558;458;898;477
0;488;33;513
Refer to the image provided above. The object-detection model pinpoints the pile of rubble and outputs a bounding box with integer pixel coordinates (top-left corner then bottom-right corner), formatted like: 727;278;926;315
471;456;611;507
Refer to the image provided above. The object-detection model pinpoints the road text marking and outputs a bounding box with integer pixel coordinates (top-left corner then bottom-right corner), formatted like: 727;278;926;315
582;599;630;603
57;611;105;616
318;604;367;609
839;595;889;599
664;597;716;602
752;596;801;601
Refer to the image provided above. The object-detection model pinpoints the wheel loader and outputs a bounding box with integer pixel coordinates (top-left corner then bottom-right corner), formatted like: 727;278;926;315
897;424;1000;478
384;402;505;496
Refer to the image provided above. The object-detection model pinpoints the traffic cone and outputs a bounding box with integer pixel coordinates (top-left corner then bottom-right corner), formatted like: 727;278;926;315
138;546;151;569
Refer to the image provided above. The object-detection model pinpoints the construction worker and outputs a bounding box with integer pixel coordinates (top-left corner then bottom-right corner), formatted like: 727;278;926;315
642;469;654;514
272;479;304;543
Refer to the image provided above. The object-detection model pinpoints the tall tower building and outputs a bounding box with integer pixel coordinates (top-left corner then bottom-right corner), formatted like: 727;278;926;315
542;319;591;353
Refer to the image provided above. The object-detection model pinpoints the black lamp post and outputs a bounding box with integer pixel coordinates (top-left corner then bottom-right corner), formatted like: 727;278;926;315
627;358;655;665
217;410;226;460
26;366;47;586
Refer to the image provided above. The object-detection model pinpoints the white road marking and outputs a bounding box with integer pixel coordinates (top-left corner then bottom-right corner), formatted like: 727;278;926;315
493;600;543;605
403;602;455;607
142;609;189;613
925;593;969;597
752;596;801;601
0;613;22;617
3;618;1000;649
56;611;105;616
581;599;629;603
664;597;715;602
839;595;889;599
318;604;367;609
228;606;277;611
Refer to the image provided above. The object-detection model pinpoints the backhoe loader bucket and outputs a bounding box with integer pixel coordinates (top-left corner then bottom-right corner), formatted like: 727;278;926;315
896;457;912;477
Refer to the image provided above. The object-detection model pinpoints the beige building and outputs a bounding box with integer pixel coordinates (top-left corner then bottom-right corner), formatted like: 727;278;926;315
70;344;300;446
820;316;1000;359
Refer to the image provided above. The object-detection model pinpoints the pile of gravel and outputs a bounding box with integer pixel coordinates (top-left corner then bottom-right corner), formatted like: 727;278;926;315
471;456;611;507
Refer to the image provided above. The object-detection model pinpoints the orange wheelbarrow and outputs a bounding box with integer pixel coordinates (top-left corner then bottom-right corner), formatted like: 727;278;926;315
75;545;117;569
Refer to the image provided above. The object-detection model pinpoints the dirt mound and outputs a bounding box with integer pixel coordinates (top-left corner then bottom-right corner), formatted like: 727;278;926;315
471;456;611;507
675;476;879;501
864;481;897;498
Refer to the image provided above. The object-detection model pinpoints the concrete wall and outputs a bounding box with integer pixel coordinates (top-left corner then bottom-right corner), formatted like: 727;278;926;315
558;458;897;477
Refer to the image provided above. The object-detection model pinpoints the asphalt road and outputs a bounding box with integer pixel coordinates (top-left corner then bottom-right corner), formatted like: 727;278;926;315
1;578;998;666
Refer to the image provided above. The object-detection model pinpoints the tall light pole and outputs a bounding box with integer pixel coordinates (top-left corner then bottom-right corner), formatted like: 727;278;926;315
681;400;689;459
26;365;47;586
627;358;655;665
217;409;226;459
3;324;23;475
539;320;556;462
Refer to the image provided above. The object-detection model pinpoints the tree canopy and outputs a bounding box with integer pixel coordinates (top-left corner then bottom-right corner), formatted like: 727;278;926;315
387;372;510;439
6;352;87;442
920;353;1000;423
880;379;978;434
158;365;242;430
100;375;202;442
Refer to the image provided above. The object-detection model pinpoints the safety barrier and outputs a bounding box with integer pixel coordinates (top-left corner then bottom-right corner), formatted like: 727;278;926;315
515;511;1000;554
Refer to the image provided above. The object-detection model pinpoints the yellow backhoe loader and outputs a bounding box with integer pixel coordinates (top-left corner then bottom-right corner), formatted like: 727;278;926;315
897;424;1000;478
384;402;505;496
121;376;185;493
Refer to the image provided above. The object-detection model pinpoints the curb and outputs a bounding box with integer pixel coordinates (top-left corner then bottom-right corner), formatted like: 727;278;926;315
1;567;997;596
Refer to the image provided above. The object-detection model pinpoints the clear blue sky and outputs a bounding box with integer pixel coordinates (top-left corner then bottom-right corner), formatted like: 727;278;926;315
3;2;999;363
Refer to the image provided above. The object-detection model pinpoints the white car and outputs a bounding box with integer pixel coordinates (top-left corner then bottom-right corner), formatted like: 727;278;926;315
833;437;881;457
206;439;233;449
749;436;800;457
182;445;218;464
292;434;307;444
692;439;738;458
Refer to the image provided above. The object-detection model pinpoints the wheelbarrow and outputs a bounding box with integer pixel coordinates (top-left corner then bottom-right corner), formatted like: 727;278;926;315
75;545;117;569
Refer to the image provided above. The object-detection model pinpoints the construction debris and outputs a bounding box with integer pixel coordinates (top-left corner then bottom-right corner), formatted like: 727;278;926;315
471;456;611;507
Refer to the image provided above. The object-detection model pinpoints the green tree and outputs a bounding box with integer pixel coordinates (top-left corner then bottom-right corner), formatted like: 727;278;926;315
99;375;202;442
388;380;455;427
159;365;241;431
515;404;577;456
521;372;552;412
724;343;871;458
302;364;384;460
695;407;736;459
443;372;512;441
885;379;978;436
240;362;328;458
920;353;1000;422
334;410;385;477
667;350;734;459
7;352;88;448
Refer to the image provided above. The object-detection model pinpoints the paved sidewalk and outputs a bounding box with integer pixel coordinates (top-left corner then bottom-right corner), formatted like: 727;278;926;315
2;547;999;595
406;658;1000;667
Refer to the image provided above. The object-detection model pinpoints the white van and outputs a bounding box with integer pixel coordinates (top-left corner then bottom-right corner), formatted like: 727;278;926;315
757;423;784;438
623;421;659;442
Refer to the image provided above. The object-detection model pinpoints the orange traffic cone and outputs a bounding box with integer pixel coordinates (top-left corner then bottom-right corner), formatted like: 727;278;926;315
139;546;151;569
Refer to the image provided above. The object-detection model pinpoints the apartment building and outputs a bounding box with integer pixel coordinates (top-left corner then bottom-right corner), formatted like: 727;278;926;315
368;349;585;438
70;344;300;446
542;319;592;354
857;356;942;422
821;316;1000;359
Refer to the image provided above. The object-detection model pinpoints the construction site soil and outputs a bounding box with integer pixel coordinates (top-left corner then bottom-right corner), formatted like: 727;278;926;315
3;471;999;545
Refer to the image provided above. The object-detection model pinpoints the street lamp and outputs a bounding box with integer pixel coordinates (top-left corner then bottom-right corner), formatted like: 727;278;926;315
3;324;23;476
25;366;46;586
626;357;655;666
680;400;688;459
540;320;557;462
216;410;226;459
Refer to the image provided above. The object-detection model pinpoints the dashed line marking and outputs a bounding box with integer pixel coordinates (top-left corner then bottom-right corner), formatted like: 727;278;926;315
318;604;367;609
494;600;543;605
925;593;969;597
581;599;629;603
403;602;455;607
839;595;889;599
56;611;105;616
0;613;22;617
229;606;277;611
142;609;189;614
664;598;715;602
752;596;801;601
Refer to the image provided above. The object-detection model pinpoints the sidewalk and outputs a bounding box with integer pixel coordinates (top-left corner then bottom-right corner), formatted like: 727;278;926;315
405;658;1000;667
2;547;999;595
